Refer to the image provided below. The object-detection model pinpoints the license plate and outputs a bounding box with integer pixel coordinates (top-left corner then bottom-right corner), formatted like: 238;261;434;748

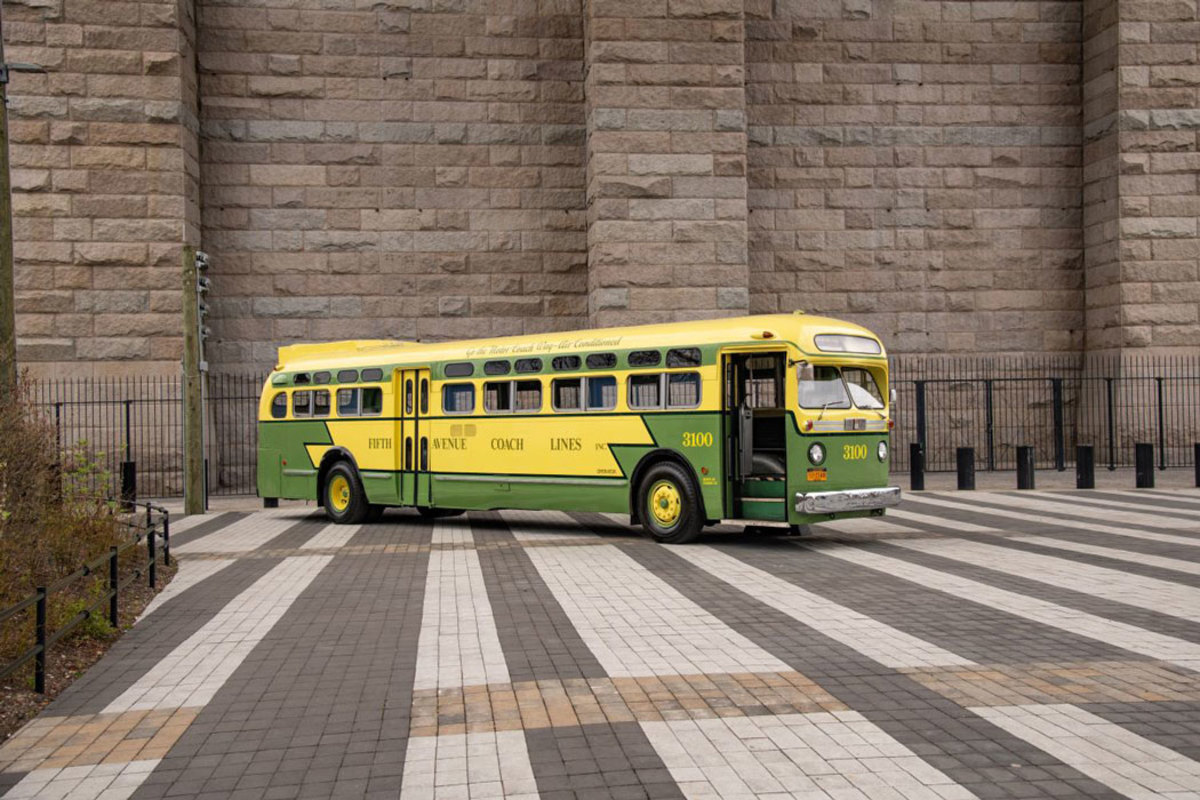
807;468;827;482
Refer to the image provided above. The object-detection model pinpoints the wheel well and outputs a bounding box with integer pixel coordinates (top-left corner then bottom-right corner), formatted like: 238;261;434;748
628;450;707;525
315;448;357;507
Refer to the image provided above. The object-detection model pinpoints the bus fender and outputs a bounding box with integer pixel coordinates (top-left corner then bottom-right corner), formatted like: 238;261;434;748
316;447;359;507
628;450;707;526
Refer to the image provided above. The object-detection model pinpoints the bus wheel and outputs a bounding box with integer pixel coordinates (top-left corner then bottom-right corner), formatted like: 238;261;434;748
417;507;464;519
324;462;368;524
638;462;702;544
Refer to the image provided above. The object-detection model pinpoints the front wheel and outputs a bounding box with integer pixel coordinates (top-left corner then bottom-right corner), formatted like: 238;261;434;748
638;462;703;544
324;462;369;524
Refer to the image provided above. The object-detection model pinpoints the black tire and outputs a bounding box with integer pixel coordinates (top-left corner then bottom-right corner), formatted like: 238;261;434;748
365;504;386;523
637;461;704;544
323;461;369;524
416;507;465;519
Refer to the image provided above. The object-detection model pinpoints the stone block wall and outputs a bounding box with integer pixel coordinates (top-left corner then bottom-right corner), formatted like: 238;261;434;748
196;0;588;368
5;0;196;376
746;0;1084;354
3;0;1198;375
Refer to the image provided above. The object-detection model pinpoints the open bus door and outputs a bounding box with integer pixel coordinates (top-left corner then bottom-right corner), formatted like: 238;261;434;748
722;350;789;522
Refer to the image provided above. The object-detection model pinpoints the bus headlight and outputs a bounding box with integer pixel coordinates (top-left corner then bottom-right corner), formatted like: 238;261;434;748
877;441;889;462
808;443;825;465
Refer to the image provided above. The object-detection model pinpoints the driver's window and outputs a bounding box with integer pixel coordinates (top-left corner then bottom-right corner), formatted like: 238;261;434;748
842;367;884;409
797;364;850;410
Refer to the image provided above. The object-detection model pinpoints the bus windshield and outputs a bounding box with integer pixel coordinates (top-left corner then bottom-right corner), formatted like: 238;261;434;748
797;364;884;410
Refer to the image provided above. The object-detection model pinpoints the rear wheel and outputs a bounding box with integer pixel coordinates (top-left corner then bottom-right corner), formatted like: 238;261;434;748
638;462;703;544
324;462;368;524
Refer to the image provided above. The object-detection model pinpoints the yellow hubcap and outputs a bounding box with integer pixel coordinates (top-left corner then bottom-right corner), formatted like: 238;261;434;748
648;480;682;527
329;475;351;513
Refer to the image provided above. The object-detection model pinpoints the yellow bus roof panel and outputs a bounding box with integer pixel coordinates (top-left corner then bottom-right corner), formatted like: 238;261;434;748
272;314;886;373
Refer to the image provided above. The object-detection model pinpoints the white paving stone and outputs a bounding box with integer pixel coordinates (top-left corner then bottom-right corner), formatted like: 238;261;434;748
2;759;160;800
103;555;332;712
172;510;302;554
300;523;362;549
673;546;975;669
526;544;789;678
163;514;216;534
430;516;474;546
802;541;1200;672
1040;492;1200;518
135;558;233;622
400;731;540;800
640;712;977;800
413;548;509;690
972;491;1200;532
891;537;1200;623
975;704;1200;799
908;495;1200;548
501;509;599;542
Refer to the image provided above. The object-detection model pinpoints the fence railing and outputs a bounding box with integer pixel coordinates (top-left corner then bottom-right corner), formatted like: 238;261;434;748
21;356;1200;497
890;354;1200;472
0;502;171;693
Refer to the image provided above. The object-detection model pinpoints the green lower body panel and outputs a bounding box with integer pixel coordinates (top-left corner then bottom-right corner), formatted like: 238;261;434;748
429;474;629;514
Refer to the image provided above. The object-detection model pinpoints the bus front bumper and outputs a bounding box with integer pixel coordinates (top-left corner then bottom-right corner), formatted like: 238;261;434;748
795;486;902;515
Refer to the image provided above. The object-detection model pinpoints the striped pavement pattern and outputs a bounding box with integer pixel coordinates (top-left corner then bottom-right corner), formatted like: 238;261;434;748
0;490;1196;800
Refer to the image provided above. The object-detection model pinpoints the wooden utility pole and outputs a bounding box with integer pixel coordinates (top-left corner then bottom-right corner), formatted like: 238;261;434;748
182;245;204;514
0;1;17;402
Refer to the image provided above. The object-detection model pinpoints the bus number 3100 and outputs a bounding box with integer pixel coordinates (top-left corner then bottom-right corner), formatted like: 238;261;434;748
682;432;714;448
843;444;868;460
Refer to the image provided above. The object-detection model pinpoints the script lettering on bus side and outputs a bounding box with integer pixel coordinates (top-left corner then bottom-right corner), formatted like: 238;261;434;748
433;438;467;450
550;437;581;451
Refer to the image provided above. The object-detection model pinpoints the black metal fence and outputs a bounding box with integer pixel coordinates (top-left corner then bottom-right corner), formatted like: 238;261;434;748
0;503;170;693
890;355;1200;473
26;374;264;499
21;355;1200;497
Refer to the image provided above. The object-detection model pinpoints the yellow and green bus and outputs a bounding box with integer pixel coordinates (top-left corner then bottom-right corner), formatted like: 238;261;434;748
256;312;900;543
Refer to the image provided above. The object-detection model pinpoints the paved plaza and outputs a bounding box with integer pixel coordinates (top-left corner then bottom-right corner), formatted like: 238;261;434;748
2;489;1200;800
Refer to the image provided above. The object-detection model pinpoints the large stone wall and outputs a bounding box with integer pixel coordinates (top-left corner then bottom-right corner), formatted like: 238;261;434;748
197;0;588;368
5;0;196;377
4;0;1198;375
746;0;1083;354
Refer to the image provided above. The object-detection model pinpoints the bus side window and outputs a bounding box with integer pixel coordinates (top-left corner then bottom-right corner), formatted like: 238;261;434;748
514;380;541;412
552;378;581;411
337;388;359;416
586;376;617;411
271;392;288;419
484;381;512;413
313;390;331;417
420;378;429;414
628;374;662;410
293;390;311;417
667;373;701;408
361;387;383;416
405;379;414;414
444;383;475;414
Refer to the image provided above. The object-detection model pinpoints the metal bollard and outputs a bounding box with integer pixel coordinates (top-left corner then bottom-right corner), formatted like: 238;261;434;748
910;442;924;491
35;588;47;694
120;461;136;511
162;512;170;566
264;498;279;509
1135;443;1155;488
1017;446;1035;490
1076;445;1095;490
109;546;119;628
956;447;975;491
148;528;157;589
1195;443;1200;488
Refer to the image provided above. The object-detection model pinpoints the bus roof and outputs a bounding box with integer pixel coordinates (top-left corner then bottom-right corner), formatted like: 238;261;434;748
272;313;885;373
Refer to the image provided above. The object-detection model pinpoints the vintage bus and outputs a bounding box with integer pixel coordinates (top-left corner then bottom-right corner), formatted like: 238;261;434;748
256;313;900;543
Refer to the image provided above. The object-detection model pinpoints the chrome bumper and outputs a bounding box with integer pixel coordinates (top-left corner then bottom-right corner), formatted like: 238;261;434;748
795;486;902;514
